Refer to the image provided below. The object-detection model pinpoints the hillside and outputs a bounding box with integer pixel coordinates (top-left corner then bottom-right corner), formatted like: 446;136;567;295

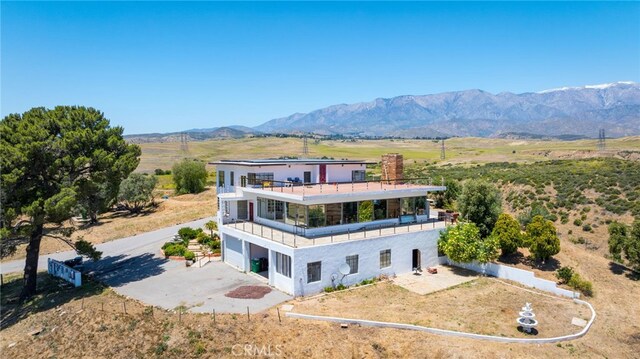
255;82;640;138
125;126;259;144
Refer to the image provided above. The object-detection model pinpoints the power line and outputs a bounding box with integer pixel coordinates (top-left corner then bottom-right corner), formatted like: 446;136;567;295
597;129;605;151
180;133;189;153
302;135;309;157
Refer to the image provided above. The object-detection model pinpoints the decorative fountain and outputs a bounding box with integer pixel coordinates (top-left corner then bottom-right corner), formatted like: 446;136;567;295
517;302;538;334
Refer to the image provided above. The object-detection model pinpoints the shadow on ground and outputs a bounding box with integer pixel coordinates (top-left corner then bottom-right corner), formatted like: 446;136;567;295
0;273;106;331
609;262;640;281
498;252;561;272
85;253;168;287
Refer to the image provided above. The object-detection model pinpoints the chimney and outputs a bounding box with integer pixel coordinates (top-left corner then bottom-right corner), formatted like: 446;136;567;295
381;153;403;184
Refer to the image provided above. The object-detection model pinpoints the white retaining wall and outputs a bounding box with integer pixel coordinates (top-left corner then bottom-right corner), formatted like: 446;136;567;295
286;297;596;344
439;256;579;298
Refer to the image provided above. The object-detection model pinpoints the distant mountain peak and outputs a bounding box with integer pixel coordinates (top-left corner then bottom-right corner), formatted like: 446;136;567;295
538;81;637;94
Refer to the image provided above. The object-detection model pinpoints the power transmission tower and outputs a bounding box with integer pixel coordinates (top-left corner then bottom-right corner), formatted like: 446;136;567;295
180;133;189;153
440;139;445;160
302;135;309;157
597;129;605;151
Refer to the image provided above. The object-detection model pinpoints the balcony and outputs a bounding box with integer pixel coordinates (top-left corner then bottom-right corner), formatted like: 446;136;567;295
223;218;450;248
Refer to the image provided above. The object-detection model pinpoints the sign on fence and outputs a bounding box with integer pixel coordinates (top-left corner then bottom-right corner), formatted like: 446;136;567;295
48;258;82;287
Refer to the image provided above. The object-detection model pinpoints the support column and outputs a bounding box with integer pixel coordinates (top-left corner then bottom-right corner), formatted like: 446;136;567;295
268;249;275;286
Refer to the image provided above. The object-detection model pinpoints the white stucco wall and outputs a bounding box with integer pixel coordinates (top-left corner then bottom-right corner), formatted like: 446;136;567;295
291;229;442;296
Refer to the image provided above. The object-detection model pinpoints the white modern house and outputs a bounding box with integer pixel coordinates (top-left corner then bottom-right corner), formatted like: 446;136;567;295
213;156;448;296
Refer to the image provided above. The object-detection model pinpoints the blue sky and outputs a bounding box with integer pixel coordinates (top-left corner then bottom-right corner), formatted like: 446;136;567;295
2;1;639;134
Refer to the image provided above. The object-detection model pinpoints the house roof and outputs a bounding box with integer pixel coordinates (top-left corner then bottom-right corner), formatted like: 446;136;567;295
209;158;376;166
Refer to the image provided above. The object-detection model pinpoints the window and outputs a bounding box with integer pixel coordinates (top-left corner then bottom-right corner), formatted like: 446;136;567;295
230;171;234;186
285;202;306;226
342;202;358;224
380;249;391;268
304;171;311;183
218;170;225;187
257;197;284;221
275;252;291;278
373;199;387;220
358;201;373;222
346;255;359;274
307;261;322;283
308;205;326;228
415;196;428;215
247;172;274;185
352;170;366;182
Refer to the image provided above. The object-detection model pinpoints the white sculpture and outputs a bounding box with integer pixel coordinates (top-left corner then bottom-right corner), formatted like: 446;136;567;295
517;302;538;334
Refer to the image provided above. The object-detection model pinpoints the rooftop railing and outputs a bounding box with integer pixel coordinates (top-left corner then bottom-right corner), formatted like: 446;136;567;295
249;177;443;196
223;217;452;248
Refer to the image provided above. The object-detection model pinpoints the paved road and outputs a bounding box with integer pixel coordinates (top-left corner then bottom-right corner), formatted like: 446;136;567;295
1;217;215;274
1;217;291;313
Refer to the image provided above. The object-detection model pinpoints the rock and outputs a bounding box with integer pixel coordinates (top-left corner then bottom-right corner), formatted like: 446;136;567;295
28;328;43;336
7;342;16;348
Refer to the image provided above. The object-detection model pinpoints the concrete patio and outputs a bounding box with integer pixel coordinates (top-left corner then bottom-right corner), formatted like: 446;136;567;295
392;265;479;295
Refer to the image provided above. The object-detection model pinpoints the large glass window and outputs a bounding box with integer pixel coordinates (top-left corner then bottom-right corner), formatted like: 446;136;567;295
380;249;391;268
346;255;359;274
352;170;366;182
342;202;358;224
275;252;291;278
373;199;388;220
401;197;416;215
285;202;307;226
307;261;322;283
415;196;428;215
308;205;326;228
387;199;401;218
325;203;342;225
218;170;225;187
358;201;374;222
230;171;234;186
248;172;274;186
257;197;284;221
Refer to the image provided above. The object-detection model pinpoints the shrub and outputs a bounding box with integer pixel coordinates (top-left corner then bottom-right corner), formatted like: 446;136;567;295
184;250;196;261
568;273;593;297
568;229;573;235
323;286;334;293
178;227;202;242
582;224;592;232
439;222;499;263
457;179;502;238
117;173;158;213
556;266;574;284
573;219;583;226
336;283;347;291
163;243;187;257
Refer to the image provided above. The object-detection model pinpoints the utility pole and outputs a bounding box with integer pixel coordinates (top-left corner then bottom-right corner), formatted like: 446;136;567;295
597;129;605;151
302;134;309;158
180;133;189;153
440;139;445;160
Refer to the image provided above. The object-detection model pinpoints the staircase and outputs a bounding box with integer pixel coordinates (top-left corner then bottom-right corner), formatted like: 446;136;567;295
187;240;211;268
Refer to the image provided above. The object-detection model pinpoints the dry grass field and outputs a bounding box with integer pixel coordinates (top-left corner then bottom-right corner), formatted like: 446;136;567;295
0;272;615;359
293;278;588;339
135;136;640;173
2;188;217;262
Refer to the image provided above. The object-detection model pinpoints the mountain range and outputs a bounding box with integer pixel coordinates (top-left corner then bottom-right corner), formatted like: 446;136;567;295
255;82;640;138
126;81;640;140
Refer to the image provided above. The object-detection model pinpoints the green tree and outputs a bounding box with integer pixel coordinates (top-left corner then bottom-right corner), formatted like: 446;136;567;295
1;106;140;299
627;220;640;270
205;220;218;237
118;173;158;213
608;221;628;262
517;202;554;228
526;215;560;263
491;213;523;256
434;179;461;210
438;222;499;264
172;159;208;194
457;179;502;238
